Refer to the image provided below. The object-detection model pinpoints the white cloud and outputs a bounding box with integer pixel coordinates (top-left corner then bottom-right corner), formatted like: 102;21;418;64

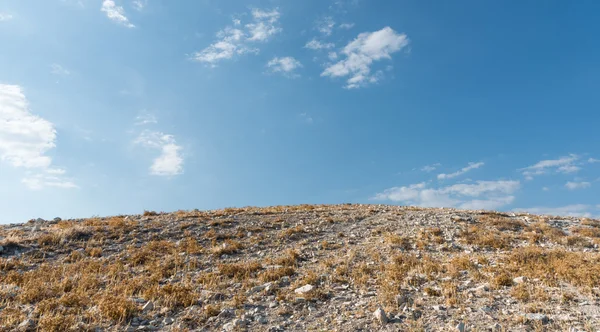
513;204;594;218
135;112;157;125
520;154;581;178
132;0;147;11
589;158;600;163
328;52;338;60
437;161;484;180
0;13;13;21
420;163;441;172
50;64;70;76
565;181;591;190
339;23;355;30
373;180;520;210
0;84;56;169
305;39;335;50
542;187;549;191
267;57;302;77
0;84;76;189
321;27;409;88
101;0;135;28
134;130;183;176
192;8;280;66
22;174;78;190
316;16;335;36
246;8;281;42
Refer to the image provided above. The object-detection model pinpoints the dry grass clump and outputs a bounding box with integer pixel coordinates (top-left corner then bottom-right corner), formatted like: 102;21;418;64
211;239;243;256
272;249;300;267
416;227;445;249
571;226;600;238
524;222;566;244
279;225;306;239
502;247;600;288
480;214;526;231
384;232;412;250
259;266;295;282
98;295;138;322
491;272;514;289
458;226;511;250
179;237;204;255
218;261;262;280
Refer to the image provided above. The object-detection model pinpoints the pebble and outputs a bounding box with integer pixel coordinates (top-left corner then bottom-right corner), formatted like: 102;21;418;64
163;317;174;325
294;284;314;294
455;322;465;332
526;313;549;324
142;301;154;313
373;307;388;325
513;276;527;284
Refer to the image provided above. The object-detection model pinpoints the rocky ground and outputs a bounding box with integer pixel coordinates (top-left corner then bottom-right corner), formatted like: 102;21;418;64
1;204;600;331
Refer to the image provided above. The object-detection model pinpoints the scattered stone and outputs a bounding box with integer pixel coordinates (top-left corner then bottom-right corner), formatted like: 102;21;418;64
455;321;465;332
526;313;549;324
163;317;174;325
218;308;235;318
258;316;268;324
18;318;35;330
373;307;388;325
492;323;502;331
294;284;314;294
142;301;154;313
513;276;527;284
433;305;446;311
0;245;4;253
480;306;493;313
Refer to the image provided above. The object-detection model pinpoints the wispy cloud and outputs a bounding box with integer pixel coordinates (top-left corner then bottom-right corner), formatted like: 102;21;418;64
299;113;314;124
420;163;441;172
373;180;520;210
520;154;580;179
0;84;76;189
266;57;302;78
101;0;135;28
437;161;484;180
134;111;157;126
305;39;335;50
50;64;70;76
246;8;281;42
192;8;281;66
321;27;409;88
0;12;13;21
589;158;600;164
565;181;591;190
339;23;355;30
132;0;147;11
513;204;596;218
315;16;335;36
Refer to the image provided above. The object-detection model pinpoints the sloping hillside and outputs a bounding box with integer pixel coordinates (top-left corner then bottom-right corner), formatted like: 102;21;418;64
1;204;600;331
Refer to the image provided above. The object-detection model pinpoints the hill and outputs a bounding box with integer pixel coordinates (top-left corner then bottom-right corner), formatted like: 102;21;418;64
1;204;600;331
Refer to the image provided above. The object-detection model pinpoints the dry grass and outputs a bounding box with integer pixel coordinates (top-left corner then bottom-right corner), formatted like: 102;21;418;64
1;204;598;331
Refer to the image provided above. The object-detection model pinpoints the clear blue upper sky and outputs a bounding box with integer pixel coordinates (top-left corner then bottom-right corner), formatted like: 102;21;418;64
1;0;599;223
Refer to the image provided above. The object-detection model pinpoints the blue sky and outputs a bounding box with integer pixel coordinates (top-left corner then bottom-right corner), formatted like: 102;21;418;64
1;0;599;223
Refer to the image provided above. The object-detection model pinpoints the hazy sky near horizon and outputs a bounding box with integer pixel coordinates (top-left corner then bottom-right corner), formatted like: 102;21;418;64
1;0;600;223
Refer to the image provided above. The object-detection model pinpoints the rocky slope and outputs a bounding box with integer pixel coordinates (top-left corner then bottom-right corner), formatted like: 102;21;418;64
1;204;600;331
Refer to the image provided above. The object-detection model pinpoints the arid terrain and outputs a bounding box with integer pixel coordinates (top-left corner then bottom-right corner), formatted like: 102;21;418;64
1;204;600;331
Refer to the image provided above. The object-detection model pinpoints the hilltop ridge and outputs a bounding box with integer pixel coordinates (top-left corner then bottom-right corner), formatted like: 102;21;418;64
1;204;600;331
